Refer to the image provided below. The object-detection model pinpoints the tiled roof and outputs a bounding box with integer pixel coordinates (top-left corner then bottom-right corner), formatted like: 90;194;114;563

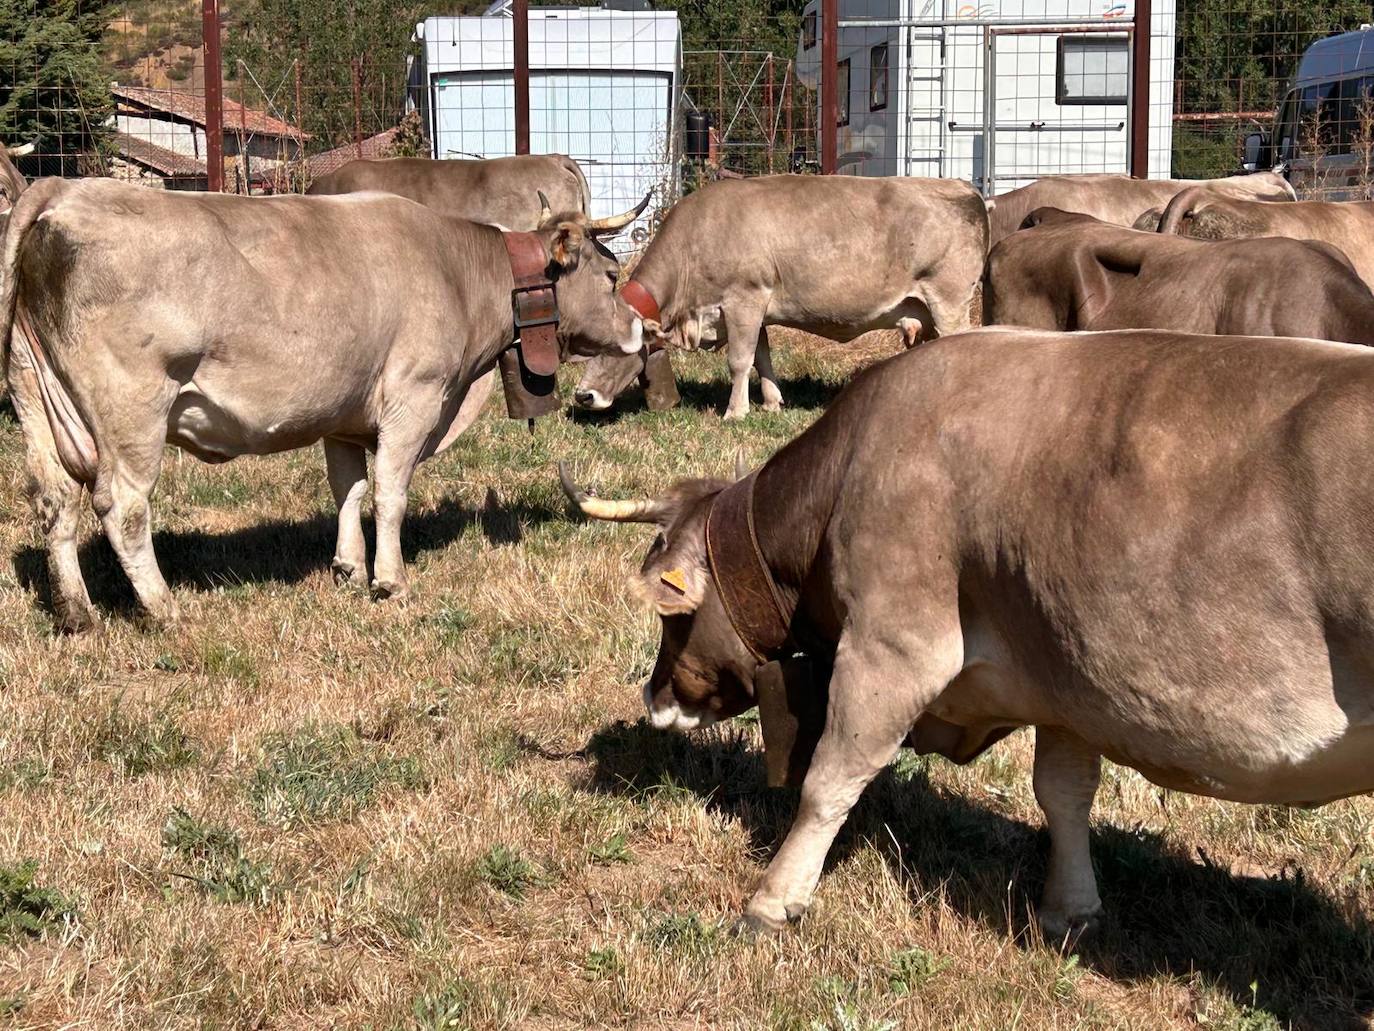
304;127;401;179
112;84;308;140
112;131;208;178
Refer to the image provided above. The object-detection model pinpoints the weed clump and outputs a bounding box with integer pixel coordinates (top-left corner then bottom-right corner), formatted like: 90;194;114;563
161;808;277;906
0;861;78;942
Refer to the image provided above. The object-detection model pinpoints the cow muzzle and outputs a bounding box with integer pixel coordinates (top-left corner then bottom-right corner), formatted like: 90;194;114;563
574;388;612;410
642;680;716;733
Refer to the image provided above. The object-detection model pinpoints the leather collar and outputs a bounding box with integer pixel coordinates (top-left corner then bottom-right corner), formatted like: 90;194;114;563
501;231;561;376
620;278;660;323
705;472;792;662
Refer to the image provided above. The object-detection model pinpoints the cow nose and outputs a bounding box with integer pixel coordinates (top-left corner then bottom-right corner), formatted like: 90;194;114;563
574;390;595;407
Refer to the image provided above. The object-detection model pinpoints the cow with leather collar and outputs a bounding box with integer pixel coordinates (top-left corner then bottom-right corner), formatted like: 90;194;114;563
986;207;1374;343
2;177;649;630
562;326;1374;937
574;174;988;419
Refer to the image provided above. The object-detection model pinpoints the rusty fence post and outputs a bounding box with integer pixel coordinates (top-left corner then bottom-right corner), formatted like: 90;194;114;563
820;0;838;173
201;0;224;192
352;58;363;159
765;53;775;174
1129;0;1151;178
514;0;531;154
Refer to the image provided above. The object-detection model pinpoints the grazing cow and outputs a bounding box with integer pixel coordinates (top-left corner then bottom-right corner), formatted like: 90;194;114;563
986;171;1294;246
306;152;590;232
986;208;1374;344
574;174;988;419
1154;190;1374;284
561;327;1374;937
2;177;648;630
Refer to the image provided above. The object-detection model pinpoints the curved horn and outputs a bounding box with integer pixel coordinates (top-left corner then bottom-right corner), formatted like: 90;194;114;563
536;190;553;225
558;462;664;523
733;448;750;481
584;191;652;234
6;142;34;158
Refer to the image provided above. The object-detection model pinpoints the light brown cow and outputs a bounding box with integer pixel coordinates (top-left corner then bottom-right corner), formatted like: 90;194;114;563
563;327;1374;938
986;171;1295;245
1154;189;1374;284
575;174;988;419
307;153;590;232
2;177;647;630
986;207;1374;344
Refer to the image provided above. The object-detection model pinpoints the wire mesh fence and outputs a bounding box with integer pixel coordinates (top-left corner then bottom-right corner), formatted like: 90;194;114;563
1;0;1373;203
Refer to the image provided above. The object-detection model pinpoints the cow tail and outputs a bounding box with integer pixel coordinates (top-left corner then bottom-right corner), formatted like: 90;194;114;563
1157;184;1208;235
0;180;50;377
565;155;592;216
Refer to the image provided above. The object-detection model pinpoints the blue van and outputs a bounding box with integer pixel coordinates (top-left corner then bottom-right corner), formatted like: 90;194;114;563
1246;27;1374;196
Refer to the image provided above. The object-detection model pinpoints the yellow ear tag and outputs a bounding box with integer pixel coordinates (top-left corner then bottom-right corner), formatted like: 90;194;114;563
660;568;688;594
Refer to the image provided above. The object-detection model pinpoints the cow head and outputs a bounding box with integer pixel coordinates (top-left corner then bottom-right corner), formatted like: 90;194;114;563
533;192;652;360
0;140;33;211
558;462;759;731
573;350;644;410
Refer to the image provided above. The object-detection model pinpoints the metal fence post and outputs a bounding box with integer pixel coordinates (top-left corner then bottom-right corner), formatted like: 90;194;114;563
820;0;838;173
1130;0;1152;178
202;0;224;192
514;0;531;155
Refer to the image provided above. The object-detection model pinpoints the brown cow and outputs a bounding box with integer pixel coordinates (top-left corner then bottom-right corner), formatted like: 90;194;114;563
986;207;1374;344
1154;189;1374;285
307;153;590;232
562;327;1374;937
987;171;1294;246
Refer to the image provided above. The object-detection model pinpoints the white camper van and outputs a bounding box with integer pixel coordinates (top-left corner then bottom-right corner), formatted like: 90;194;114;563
411;1;682;247
795;0;1176;193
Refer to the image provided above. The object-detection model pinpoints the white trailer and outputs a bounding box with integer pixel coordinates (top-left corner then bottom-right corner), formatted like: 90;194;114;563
795;0;1175;192
412;2;682;247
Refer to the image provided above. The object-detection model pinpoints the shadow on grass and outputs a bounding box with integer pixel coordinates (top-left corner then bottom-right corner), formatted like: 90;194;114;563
568;375;845;421
13;493;560;619
583;719;1374;1029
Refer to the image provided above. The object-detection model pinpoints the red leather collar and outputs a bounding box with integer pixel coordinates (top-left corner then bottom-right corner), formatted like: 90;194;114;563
501;231;560;377
705;472;792;663
620;278;660;323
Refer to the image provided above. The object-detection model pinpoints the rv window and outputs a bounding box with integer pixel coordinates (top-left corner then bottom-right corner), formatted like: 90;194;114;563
803;11;816;51
1328;75;1374;156
1295;82;1342;156
1275;90;1300;161
870;44;889;111
1056;35;1129;106
838;58;850;126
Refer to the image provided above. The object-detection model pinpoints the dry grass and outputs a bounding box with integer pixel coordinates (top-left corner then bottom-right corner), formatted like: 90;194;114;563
0;333;1372;1029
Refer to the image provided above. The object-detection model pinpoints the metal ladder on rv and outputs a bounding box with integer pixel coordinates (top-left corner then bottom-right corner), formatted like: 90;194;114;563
903;2;948;177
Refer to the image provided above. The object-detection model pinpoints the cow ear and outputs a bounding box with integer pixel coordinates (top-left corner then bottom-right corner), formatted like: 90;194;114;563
551;221;585;271
635;553;708;615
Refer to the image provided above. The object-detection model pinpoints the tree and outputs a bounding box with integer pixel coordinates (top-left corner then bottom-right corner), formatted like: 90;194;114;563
224;0;482;151
0;0;115;174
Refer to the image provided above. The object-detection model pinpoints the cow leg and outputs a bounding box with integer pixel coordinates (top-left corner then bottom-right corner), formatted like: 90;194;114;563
1032;726;1103;941
324;439;369;588
91;446;177;625
8;365;96;632
368;424;427;603
741;631;959;932
722;304;766;421
754;327;783;412
925;287;976;337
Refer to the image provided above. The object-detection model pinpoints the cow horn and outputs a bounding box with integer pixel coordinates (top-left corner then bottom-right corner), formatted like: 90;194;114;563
6;142;34;158
584;191;651;234
733;448;750;481
558;462;664;522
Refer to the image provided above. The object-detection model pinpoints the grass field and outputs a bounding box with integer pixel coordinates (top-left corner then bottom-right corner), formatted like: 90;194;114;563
1;333;1373;1029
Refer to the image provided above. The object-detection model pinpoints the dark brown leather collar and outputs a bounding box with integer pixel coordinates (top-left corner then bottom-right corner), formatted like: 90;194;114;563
501;231;560;377
705;472;792;662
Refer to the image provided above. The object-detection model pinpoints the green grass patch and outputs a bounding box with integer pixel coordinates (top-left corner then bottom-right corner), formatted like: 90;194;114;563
887;945;950;996
473;845;543;900
586;832;633;866
0;861;78;942
161;807;277;906
248;724;426;828
645;911;721;961
91;697;198;777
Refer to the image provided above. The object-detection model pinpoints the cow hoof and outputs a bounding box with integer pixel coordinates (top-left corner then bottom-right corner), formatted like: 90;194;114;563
761;400;783;413
55;605;99;635
137;605;181;632
331;559;367;588
733;911;786;937
723;408;749;422
1037;906;1102;945
371;579;410;603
